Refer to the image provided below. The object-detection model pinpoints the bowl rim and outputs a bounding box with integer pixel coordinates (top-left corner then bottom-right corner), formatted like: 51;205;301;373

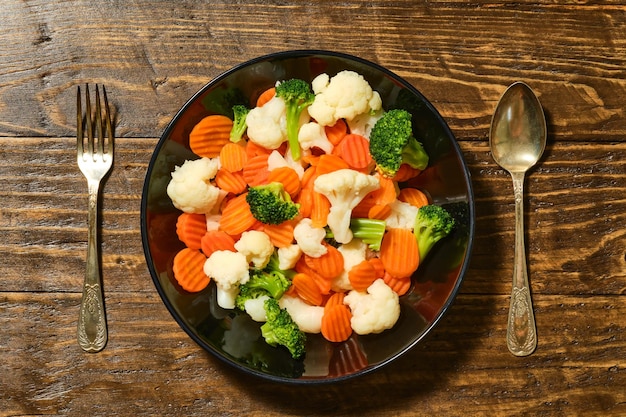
140;49;475;384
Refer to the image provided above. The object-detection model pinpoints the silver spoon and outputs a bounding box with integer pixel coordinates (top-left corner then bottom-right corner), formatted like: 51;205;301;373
489;82;546;357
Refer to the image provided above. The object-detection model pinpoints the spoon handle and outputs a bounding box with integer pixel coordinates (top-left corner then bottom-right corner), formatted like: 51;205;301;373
506;171;537;356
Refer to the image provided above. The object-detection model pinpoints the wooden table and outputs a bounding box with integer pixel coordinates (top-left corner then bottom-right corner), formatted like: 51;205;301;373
2;1;625;415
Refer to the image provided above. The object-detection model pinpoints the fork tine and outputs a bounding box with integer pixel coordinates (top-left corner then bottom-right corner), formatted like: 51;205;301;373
102;86;114;156
85;84;94;156
77;85;84;156
95;85;104;156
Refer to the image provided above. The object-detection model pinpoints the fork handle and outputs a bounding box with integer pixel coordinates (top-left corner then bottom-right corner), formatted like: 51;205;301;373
77;180;108;352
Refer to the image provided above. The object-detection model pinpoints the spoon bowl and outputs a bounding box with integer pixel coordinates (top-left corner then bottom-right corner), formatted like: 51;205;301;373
489;82;546;357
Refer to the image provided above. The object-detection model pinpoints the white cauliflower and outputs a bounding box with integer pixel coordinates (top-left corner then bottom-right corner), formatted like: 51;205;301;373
343;279;401;335
203;250;250;309
234;230;274;268
308;71;383;127
293;218;328;258
267;149;305;179
243;295;270;322
166;157;221;214
332;239;368;292
385;199;419;230
279;294;324;333
246;95;287;150
298;122;334;154
313;169;380;244
277;244;303;270
347;108;385;138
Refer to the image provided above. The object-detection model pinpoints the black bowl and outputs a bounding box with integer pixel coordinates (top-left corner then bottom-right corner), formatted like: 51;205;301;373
141;50;474;384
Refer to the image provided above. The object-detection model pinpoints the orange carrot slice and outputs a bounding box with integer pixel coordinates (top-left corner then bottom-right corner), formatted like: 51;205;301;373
315;154;349;176
352;196;376;218
215;168;247;194
324;292;346;310
383;272;412;296
324;119;348;146
189;115;233;158
393;164;422;182
200;230;236;257
368;203;392;220
380;228;419;278
263;221;295;248
219;142;248;172
172;248;210;292
292;273;324;306
296;187;313;219
337;134;372;170
256;87;276;107
373;174;398;205
310;191;330;228
175;213;207;250
268;166;301;198
348;260;378;292
368;258;385;278
242;154;270;187
246;140;273;158
295;258;332;294
219;193;257;236
321;304;353;343
399;188;430;208
305;244;344;280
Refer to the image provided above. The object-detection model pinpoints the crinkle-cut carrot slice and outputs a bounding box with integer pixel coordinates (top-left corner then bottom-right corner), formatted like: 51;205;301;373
268;166;301;198
242;154;270;187
300;165;317;190
383;272;412;296
305;243;344;280
372;174;398;205
351;195;376;218
399;187;430;208
315;154;350;176
172;248;210;292
215;168;247;194
292;273;324;306
246;140;273;158
219;193;257;236
189;115;233;158
256;87;276;107
368;258;385;278
324;119;348;146
175;212;207;250
296;187;313;219
219;142;248;172
295;257;332;294
348;260;378;292
310;191;330;228
321;304;353;343
393;164;422;182
324;292;346;310
263;221;295;248
301;154;320;167
200;230;236;257
336;134;372;170
368;203;392;220
380;228;419;278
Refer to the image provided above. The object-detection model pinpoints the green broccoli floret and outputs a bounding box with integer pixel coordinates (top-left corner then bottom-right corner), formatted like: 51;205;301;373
230;104;250;143
325;218;386;251
235;254;294;310
246;182;300;225
369;109;429;177
413;204;455;260
261;298;306;359
275;78;315;161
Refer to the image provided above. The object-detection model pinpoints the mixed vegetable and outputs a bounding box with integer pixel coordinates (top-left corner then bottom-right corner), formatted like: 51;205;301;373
166;70;455;359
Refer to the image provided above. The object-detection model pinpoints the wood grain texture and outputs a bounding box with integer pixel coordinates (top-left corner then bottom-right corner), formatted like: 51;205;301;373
1;0;626;415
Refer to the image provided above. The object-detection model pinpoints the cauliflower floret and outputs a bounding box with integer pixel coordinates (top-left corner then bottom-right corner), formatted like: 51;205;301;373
298;122;334;154
314;169;380;244
267;149;305;179
293;218;328;258
385;200;419;230
279;294;324;333
347;108;385;139
246;95;287;150
277;244;303;270
308;71;383;127
166;157;221;214
203;250;250;309
243;294;270;322
344;279;401;335
234;230;274;268
332;239;368;292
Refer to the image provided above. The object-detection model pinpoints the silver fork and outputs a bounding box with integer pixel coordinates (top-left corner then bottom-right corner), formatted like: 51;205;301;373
76;84;113;352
